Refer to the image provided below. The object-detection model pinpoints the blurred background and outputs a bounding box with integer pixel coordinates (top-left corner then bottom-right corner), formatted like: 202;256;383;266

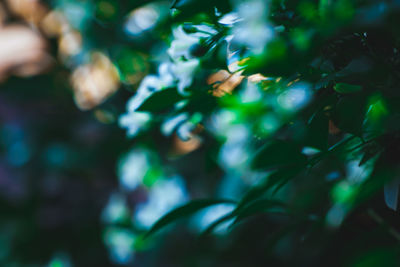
0;0;221;265
0;0;128;265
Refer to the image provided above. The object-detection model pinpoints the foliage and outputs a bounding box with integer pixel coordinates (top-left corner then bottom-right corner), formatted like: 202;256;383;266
2;0;400;266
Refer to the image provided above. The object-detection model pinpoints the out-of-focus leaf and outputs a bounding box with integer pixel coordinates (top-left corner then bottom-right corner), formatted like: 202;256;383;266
359;143;381;166
334;83;362;94
252;140;307;170
333;94;367;135
336;57;373;77
137;87;184;112
145;199;236;238
199;212;236;237
233;199;286;225
384;178;400;211
349;248;399;267
305;110;329;151
354;163;395;207
181;89;217;114
236;166;304;211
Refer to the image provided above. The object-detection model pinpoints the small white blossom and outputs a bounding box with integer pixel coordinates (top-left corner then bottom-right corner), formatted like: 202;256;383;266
218;12;242;25
119;112;151;137
168;26;201;60
127;76;160;112
161;113;189;136
127;63;175;112
168;25;216;60
171;58;200;95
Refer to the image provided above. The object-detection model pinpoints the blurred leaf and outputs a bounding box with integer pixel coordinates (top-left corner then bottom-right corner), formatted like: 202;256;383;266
145;199;236;238
333;94;367;135
252;140;307;170
233;199;286;225
335;57;372;77
236;166;304;211
334;83;362;94
137;88;185;113
354;164;396;206
200;212;236;237
359;143;381;166
305;110;329;151
350;248;399;267
384;178;400;211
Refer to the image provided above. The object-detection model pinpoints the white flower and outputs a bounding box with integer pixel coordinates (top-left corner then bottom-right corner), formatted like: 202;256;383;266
168;26;201;60
168;25;216;60
127;63;175;112
120;23;218;137
158;62;175;86
171;58;200;95
218;12;242;25
161;113;189;136
119;63;176;137
119;112;151;137
176;120;196;141
127;75;160;112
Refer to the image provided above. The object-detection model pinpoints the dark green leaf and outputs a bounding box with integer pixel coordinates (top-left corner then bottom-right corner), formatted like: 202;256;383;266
333;94;367;135
233;199;285;225
252;140;307;170
137;88;184;113
236;166;304;211
199;212;236;238
334;83;362;94
145;199;236;238
359;143;381;166
305;110;329;151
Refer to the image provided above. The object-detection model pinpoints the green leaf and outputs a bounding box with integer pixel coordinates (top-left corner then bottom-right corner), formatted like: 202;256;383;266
252;140;307;170
137;88;184;113
358;143;381;166
236;166;304;211
233;199;285;225
333;94;367;135
199;212;236;238
305;110;329;151
145;199;236;238
333;83;362;94
354;162;396;207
